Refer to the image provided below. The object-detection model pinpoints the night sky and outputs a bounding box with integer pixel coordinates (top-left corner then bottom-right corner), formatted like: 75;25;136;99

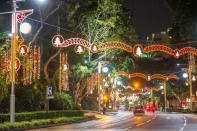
125;0;173;38
0;0;173;38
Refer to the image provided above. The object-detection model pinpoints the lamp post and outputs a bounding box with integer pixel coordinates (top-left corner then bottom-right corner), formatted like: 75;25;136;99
10;0;33;123
163;80;167;112
98;61;109;113
10;0;17;123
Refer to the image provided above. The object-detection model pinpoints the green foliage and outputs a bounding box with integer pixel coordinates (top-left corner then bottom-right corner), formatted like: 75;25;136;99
0;32;10;53
82;96;98;110
50;92;73;110
106;109;118;112
0;110;85;123
0;76;8;102
166;0;197;43
0;116;95;130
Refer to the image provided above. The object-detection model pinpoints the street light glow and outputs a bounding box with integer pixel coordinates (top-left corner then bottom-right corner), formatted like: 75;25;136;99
20;22;32;34
102;67;109;73
117;81;122;86
183;73;188;78
37;0;46;3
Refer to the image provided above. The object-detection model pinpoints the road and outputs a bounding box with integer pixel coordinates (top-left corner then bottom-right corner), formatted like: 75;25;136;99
30;111;197;131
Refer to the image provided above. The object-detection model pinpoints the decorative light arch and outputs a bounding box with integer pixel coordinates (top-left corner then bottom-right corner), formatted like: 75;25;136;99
144;87;161;91
134;44;197;58
98;41;132;53
116;71;179;81
143;45;174;56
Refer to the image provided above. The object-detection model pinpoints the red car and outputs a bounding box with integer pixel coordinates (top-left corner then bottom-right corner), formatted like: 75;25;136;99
146;104;156;112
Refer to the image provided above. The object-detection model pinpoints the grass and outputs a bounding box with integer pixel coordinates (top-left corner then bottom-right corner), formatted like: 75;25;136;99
0;115;95;130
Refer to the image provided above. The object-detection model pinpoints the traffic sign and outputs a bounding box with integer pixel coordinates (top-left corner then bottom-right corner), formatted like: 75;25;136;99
47;86;53;96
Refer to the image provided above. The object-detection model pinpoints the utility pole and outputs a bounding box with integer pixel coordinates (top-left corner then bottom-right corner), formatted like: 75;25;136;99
98;61;101;113
163;80;167;112
10;0;17;123
188;53;193;111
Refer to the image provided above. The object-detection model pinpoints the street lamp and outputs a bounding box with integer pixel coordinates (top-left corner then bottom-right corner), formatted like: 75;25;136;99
36;0;47;4
19;22;32;34
102;66;109;73
9;0;33;123
183;73;188;78
117;80;122;86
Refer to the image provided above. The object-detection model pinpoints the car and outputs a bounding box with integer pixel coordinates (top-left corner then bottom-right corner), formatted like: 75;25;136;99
133;105;145;115
146;104;156;112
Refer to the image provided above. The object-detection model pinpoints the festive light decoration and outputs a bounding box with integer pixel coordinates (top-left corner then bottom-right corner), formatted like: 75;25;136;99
59;52;69;91
144;87;161;91
18;37;24;44
133;44;143;57
117;71;179;80
19;45;28;56
33;46;38;80
52;36;92;50
29;46;33;84
98;41;132;53
142;44;197;58
90;44;98;53
16;10;33;23
52;36;197;58
0;52;6;74
52;35;64;47
37;46;41;80
74;45;85;54
143;44;174;56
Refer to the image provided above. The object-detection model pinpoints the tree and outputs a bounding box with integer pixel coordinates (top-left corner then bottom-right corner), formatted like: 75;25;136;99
166;0;197;43
69;63;94;107
0;32;10;102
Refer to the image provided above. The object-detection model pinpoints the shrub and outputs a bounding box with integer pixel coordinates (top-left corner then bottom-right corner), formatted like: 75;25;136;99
0;110;84;123
0;116;95;130
106;109;118;112
50;92;73;110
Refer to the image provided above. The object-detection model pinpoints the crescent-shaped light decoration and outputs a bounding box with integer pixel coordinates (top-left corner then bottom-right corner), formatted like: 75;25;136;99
178;47;197;56
151;74;166;80
98;41;133;53
143;44;174;56
166;74;179;80
117;71;179;81
52;36;93;51
129;73;147;80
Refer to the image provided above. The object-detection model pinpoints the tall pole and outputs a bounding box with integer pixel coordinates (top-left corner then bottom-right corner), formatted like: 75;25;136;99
163;80;167;112
98;62;101;113
188;53;193;111
10;0;17;123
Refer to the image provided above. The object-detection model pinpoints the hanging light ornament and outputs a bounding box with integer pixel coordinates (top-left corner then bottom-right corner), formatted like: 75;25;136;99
192;75;196;81
33;46;38;80
29;46;33;84
37;46;41;80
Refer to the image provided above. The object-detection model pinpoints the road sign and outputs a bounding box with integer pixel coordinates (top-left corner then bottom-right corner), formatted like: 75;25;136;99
47;86;53;96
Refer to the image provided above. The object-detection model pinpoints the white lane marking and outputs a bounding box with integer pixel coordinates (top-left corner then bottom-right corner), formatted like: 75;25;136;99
136;122;145;126
122;114;157;130
166;116;171;119
179;116;187;131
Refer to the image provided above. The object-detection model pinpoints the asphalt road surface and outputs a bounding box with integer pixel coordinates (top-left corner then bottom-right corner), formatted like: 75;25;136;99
30;111;197;131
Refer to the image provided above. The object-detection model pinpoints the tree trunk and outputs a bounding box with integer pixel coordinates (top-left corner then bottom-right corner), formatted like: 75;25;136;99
43;49;61;112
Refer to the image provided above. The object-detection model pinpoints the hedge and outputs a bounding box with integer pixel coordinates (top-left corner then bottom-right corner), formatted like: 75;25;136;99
0;116;95;130
0;110;84;123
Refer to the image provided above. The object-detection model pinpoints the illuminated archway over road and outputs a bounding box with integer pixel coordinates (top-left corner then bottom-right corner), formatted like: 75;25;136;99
116;71;179;81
